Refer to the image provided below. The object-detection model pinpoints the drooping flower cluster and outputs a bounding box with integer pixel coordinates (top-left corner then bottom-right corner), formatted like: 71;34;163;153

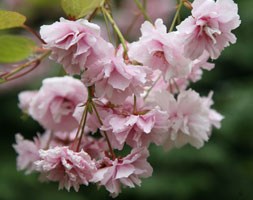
176;0;240;59
13;0;240;197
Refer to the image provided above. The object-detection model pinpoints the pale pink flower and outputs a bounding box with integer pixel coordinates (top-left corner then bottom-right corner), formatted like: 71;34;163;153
94;58;150;104
46;129;77;148
35;146;97;192
103;109;169;150
144;52;214;97
51;124;108;160
28;76;87;132
52;130;76;143
165;52;215;93
144;73;188;99
153;89;223;149
92;147;152;197
101;98;169;149
18;91;38;112
53;128;108;159
202;92;224;129
129;19;192;81
40;18;114;84
73;100;113;133
80;136;108;160
13;132;51;174
73;98;167;150
176;0;241;59
187;52;215;82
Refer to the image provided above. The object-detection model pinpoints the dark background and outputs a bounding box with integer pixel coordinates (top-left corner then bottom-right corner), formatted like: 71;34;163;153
0;0;252;199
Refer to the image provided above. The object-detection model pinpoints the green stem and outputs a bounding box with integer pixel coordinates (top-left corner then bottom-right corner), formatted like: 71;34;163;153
91;101;116;160
22;25;45;44
133;0;152;22
87;8;98;21
1;50;51;82
169;0;184;32
76;104;89;151
143;0;147;9
144;73;162;100
102;6;114;44
133;95;137;114
101;6;128;59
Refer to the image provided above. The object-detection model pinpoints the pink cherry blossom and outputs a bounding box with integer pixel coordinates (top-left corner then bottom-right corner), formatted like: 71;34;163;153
13;132;51;174
102;105;169;150
129;19;192;81
15;128;107;161
35;146;97;192
176;0;241;59
73;100;113;133
144;52;214;97
27;76;87;132
40;18;114;84
187;52;215;82
153;89;223;149
169;52;214;92
92;147;152;197
94;57;151;104
73;98;168;150
202;92;224;129
80;136;108;160
53;128;108;160
18;91;38;112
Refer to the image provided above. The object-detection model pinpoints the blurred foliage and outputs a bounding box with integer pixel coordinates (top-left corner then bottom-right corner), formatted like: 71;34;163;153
0;35;36;63
0;0;253;200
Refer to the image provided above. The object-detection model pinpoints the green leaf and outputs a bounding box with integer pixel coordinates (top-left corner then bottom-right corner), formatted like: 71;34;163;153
0;10;26;30
0;35;36;63
61;0;104;19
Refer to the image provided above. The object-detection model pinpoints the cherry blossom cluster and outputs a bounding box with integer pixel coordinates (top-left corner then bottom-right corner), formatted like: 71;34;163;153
13;0;240;197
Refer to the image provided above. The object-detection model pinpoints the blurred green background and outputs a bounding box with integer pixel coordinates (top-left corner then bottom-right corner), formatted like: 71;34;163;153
0;0;252;199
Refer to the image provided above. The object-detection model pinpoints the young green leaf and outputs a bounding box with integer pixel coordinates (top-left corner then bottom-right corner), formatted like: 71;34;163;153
0;35;36;63
0;10;26;30
61;0;104;19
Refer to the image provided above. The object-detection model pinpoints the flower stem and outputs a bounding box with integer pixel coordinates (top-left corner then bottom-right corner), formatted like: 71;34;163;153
169;0;184;32
144;73;162;100
76;104;89;151
102;6;114;44
133;95;137;114
1;60;40;83
101;6;128;59
0;50;51;83
87;8;99;22
143;0;147;9
133;0;152;22
91;101;116;160
22;25;45;44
